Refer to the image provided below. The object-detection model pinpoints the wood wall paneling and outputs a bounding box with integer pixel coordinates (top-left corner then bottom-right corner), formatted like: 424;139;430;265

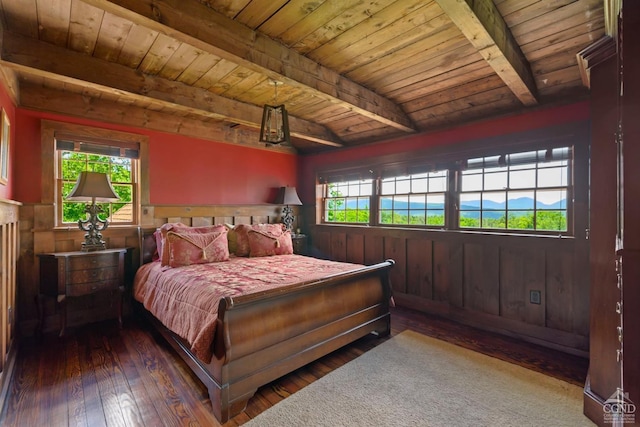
345;233;364;264
463;243;500;316
406;238;433;299
313;229;331;259
309;224;588;355
363;234;384;266
384;236;407;295
500;246;545;327
545;249;576;333
435;239;464;307
330;232;347;262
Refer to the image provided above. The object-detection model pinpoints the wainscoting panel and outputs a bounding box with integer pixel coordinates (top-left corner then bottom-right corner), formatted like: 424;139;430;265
308;225;589;355
0;199;20;417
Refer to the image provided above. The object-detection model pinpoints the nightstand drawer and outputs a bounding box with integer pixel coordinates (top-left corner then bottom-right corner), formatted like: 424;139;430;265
37;248;128;336
67;279;120;297
68;266;119;285
68;254;120;270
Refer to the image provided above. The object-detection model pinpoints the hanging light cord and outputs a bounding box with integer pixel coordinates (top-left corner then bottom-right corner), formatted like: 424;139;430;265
273;81;279;105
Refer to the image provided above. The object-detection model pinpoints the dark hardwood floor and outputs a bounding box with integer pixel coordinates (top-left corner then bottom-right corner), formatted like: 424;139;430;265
0;307;589;426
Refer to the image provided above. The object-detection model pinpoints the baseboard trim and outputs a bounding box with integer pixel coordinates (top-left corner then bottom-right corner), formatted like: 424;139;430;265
394;293;589;358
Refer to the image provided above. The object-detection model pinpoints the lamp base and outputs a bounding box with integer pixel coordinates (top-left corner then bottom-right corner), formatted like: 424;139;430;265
282;205;294;231
81;241;106;252
78;203;109;252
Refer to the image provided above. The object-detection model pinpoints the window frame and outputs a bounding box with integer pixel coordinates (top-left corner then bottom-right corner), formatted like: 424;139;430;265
378;170;449;228
457;148;572;234
322;179;373;225
41;120;149;230
319;144;574;236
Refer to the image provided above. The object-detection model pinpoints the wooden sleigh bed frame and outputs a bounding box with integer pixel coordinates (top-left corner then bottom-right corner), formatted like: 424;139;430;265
135;228;394;422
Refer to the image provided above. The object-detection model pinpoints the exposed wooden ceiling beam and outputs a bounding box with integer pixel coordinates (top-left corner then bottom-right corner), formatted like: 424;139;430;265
81;0;416;133
0;64;19;106
19;82;297;154
435;0;538;106
0;31;342;147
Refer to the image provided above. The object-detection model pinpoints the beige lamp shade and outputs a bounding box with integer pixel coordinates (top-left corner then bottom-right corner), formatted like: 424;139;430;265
276;186;302;206
67;171;119;202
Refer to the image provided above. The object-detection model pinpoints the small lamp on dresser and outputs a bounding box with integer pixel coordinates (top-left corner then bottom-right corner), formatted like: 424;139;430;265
276;186;302;232
66;171;120;252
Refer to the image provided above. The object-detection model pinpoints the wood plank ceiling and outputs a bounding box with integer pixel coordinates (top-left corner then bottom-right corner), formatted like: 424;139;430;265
0;0;604;154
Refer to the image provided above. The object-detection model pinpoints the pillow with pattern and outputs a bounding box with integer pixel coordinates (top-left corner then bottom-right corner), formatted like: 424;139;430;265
154;222;186;263
159;223;225;266
234;223;287;256
165;228;229;267
247;226;293;257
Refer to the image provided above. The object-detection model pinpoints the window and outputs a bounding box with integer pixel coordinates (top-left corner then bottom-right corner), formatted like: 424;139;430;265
320;145;572;235
459;148;570;232
379;171;447;226
324;179;372;224
57;138;139;226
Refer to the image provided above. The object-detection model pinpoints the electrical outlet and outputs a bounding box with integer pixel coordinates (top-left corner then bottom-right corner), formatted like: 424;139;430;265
530;290;541;305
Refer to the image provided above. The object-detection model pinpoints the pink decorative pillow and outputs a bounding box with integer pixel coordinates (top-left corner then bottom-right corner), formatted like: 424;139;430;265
247;227;293;257
165;228;229;267
159;223;224;266
156;222;186;264
234;223;288;256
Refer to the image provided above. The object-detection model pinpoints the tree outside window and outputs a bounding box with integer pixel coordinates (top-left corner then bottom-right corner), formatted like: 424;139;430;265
60;151;135;224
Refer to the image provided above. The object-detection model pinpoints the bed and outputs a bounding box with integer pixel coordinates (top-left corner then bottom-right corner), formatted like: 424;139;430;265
133;223;394;422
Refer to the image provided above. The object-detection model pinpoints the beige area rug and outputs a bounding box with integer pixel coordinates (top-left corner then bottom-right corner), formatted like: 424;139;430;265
244;330;594;426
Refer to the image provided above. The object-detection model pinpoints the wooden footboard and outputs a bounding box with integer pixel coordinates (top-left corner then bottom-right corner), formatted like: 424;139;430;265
213;260;394;421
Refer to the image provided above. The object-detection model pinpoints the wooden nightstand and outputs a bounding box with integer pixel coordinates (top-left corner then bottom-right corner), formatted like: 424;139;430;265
291;234;308;255
37;248;126;336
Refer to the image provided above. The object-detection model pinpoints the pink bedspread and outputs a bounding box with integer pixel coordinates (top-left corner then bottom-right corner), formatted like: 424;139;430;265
133;254;363;363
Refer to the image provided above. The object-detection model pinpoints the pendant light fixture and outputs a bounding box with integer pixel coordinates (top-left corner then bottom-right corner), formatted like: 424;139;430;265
259;80;290;145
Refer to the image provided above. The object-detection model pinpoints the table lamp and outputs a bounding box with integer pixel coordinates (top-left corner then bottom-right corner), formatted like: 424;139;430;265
276;186;302;232
66;171;120;251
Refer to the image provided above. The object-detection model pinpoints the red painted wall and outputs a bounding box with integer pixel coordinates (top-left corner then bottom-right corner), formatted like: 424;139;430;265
14;109;298;205
0;81;16;201
13;111;40;203
148;132;297;204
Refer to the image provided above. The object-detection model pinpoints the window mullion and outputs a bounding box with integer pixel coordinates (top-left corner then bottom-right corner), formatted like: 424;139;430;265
447;169;459;229
371;178;380;226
